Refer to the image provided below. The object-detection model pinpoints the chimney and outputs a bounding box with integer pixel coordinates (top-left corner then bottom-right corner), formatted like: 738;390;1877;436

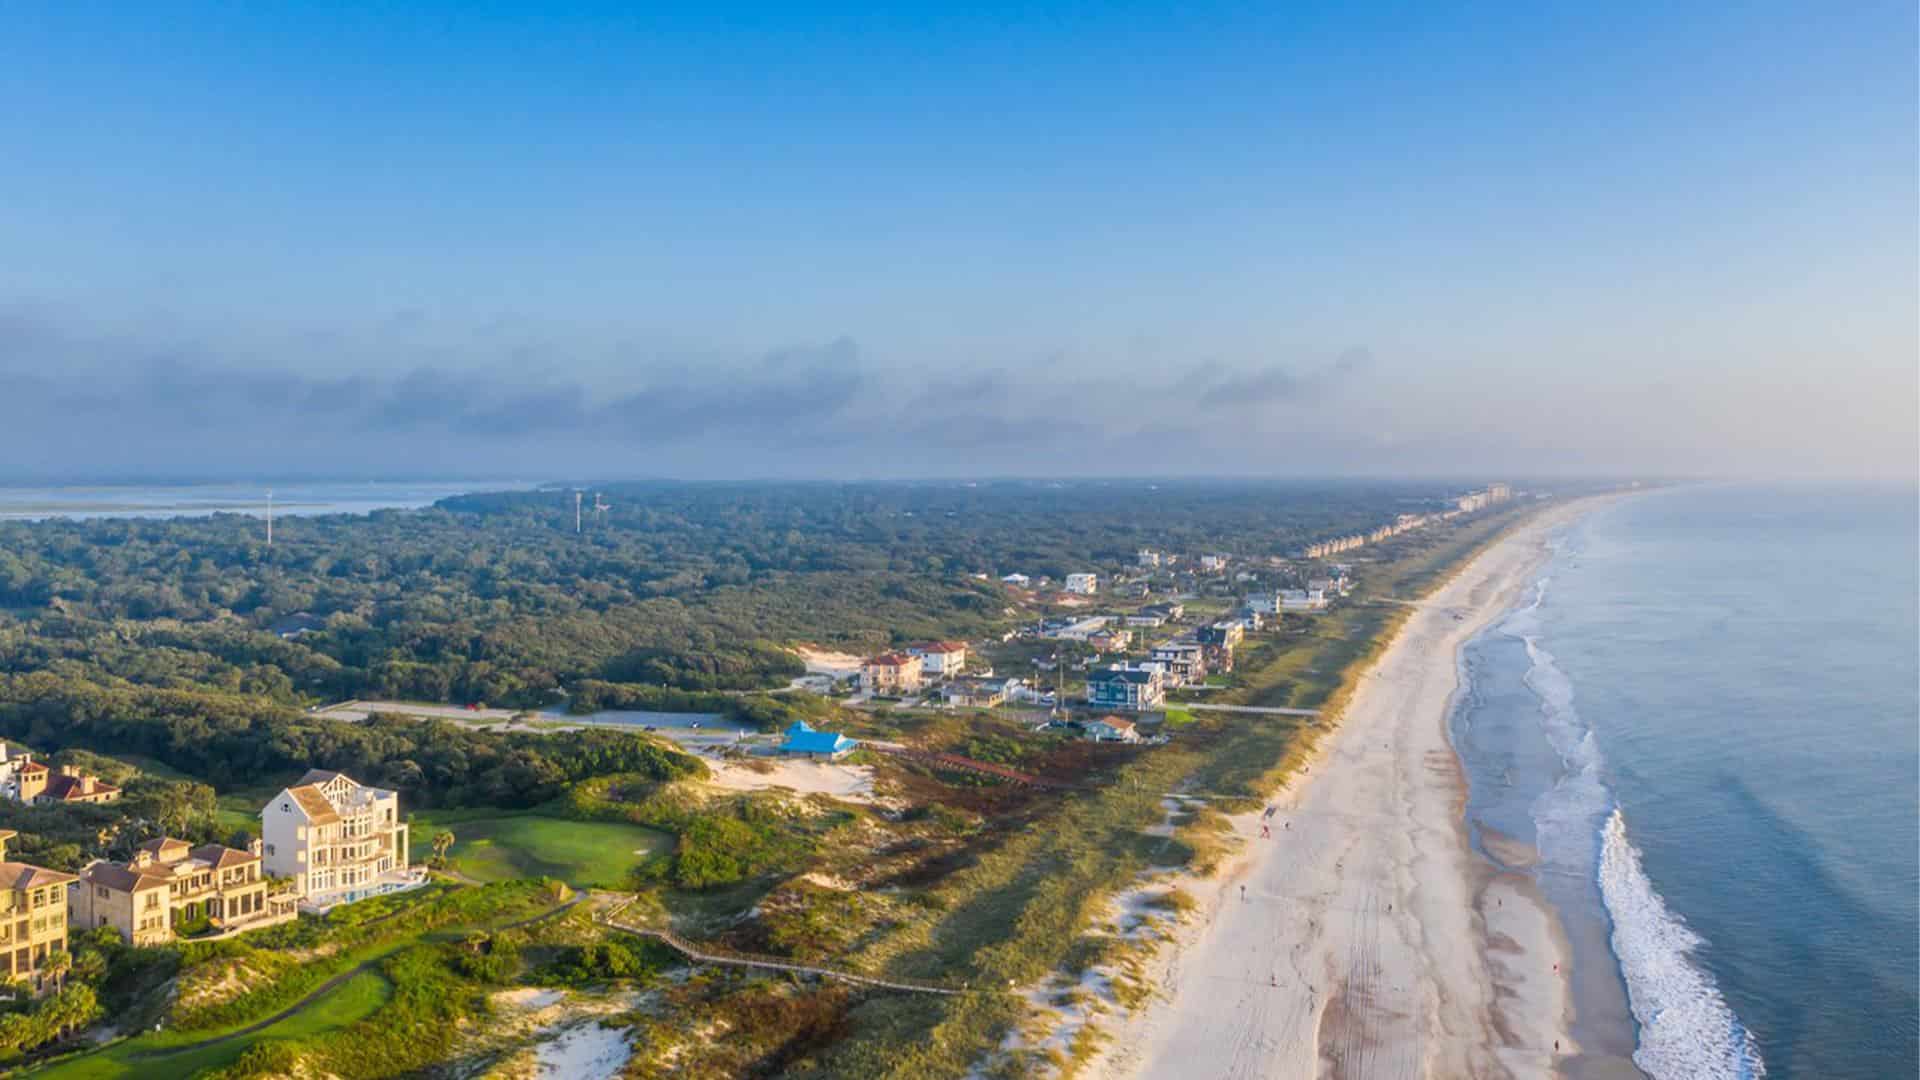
248;838;263;858
80;776;95;795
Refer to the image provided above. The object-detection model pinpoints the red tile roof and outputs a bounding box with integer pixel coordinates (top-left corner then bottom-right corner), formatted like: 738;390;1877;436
42;774;120;801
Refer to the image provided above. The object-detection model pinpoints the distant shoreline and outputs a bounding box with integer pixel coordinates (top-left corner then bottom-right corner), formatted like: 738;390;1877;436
0;479;535;522
1096;495;1620;1078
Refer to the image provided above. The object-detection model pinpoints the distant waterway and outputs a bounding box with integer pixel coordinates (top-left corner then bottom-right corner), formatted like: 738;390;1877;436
1451;484;1919;1078
0;479;534;521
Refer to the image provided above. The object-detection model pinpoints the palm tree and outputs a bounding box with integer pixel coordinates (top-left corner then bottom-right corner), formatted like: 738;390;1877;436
42;948;70;996
431;830;456;867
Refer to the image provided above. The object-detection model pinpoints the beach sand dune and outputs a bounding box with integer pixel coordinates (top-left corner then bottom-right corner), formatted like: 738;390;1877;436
1096;502;1603;1080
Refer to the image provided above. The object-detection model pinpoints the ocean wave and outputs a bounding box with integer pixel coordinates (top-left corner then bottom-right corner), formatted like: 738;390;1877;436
1601;809;1767;1079
1510;571;1765;1079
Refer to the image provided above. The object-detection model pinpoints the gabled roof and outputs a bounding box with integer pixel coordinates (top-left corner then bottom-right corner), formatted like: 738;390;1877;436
1091;716;1137;732
865;652;919;667
1088;666;1156;685
81;861;168;893
41;774;120;801
282;784;342;824
296;769;348;787
0;862;78;891
190;844;258;870
136;837;192;862
914;641;968;654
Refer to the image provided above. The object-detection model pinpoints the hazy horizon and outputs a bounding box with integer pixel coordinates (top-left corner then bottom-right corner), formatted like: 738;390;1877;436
5;4;1914;483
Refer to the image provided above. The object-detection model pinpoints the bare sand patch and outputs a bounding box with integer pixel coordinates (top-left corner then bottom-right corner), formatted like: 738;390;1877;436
703;756;886;805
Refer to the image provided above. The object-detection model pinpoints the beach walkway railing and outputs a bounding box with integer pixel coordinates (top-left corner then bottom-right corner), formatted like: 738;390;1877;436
597;897;966;996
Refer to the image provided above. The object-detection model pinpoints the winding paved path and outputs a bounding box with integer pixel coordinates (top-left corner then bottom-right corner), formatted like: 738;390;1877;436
131;890;586;1062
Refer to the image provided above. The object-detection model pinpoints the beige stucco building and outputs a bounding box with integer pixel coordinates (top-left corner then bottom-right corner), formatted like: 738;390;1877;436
73;837;294;946
860;652;925;696
0;830;75;990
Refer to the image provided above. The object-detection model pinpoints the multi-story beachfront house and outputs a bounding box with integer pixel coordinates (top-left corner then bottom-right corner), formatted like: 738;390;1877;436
1148;641;1207;687
1280;588;1329;612
1085;663;1166;711
0;830;74;990
74;837;295;946
1197;621;1246;674
261;770;414;911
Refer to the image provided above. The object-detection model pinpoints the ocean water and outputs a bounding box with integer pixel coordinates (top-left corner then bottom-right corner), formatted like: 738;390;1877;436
1453;485;1919;1079
0;479;532;520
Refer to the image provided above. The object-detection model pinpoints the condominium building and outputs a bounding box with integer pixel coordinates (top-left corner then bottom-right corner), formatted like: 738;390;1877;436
74;837;294;946
862;652;926;696
0;830;74;990
261;771;414;911
907;641;969;678
1063;573;1098;595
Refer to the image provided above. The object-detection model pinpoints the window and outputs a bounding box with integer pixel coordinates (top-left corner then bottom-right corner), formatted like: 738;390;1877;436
265;844;275;856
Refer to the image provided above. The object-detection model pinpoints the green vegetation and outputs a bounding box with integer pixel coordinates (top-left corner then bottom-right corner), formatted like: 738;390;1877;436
409;810;671;887
27;881;562;1080
0;480;1548;1077
36;971;394;1080
0;676;705;816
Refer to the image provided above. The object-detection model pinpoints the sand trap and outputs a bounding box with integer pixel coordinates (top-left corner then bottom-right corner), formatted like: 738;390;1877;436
531;1021;633;1079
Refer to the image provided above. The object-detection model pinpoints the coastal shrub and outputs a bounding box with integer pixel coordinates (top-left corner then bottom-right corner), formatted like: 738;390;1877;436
535;939;665;985
663;814;808;889
0;985;101;1062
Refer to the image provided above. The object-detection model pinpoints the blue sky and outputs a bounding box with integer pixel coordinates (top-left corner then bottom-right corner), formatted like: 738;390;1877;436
2;2;1913;480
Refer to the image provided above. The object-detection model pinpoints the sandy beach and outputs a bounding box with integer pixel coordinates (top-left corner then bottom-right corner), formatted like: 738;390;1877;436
1095;499;1610;1080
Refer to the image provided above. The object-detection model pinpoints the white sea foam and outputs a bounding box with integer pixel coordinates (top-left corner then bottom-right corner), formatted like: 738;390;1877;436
1601;809;1767;1079
1508;573;1766;1080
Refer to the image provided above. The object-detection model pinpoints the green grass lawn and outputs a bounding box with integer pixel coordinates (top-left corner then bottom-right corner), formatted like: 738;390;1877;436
28;970;392;1080
409;811;672;888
